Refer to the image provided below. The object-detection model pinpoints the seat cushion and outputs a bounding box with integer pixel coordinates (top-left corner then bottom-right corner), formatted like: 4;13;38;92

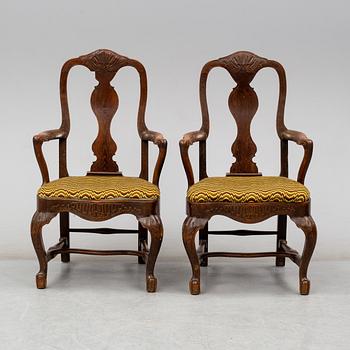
38;176;159;201
187;176;310;203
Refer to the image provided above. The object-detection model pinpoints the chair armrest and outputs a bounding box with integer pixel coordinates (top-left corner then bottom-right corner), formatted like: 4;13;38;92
140;129;166;146
180;130;207;146
140;129;167;186
179;130;208;187
280;129;313;184
280;129;312;147
33;129;67;184
33;129;67;143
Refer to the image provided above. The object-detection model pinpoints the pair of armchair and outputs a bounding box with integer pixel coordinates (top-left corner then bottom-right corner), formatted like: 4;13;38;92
31;49;317;295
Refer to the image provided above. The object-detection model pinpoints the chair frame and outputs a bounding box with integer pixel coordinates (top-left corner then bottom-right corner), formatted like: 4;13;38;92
31;49;167;292
180;51;317;295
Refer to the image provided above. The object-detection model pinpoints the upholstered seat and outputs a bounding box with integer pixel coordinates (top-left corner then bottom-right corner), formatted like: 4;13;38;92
187;176;309;203
38;176;160;201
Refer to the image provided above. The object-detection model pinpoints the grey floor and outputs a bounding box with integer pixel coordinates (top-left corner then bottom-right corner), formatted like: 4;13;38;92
0;257;349;350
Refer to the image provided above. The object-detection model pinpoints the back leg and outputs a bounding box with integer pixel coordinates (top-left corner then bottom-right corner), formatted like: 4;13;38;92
31;211;57;289
60;212;70;263
138;222;147;264
276;215;287;266
199;223;208;267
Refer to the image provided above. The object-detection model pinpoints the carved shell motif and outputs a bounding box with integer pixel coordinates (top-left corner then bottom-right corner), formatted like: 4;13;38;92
219;51;268;75
80;49;128;72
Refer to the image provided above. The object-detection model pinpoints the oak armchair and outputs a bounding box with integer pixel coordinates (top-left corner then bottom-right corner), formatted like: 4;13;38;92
180;51;317;295
31;49;167;292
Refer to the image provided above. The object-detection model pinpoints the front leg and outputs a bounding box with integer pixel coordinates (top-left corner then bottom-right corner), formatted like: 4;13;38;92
182;216;208;295
290;216;317;295
31;211;57;289
138;215;163;292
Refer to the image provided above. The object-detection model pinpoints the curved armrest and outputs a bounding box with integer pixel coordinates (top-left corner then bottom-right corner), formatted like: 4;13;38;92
280;129;313;184
33;128;67;184
140;129;166;146
180;130;207;146
33;128;67;143
179;130;208;188
140;129;167;186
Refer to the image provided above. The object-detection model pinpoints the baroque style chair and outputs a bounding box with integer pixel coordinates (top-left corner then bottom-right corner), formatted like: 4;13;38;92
180;51;317;295
31;49;167;292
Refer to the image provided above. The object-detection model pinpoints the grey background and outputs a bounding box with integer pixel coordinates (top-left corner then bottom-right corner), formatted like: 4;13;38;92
1;0;349;261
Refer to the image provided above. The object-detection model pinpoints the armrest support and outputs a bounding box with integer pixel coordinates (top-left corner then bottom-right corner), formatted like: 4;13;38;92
33;129;67;184
280;129;313;184
140;129;167;186
179;130;208;188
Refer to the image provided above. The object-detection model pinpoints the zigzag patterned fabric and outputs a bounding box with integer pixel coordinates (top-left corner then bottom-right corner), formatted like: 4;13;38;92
187;176;310;203
38;176;160;200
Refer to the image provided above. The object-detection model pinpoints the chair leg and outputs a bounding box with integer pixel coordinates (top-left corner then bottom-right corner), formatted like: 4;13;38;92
60;212;70;263
276;215;287;266
182;216;208;295
291;216;317;295
199;223;208;267
138;215;163;292
138;222;147;264
31;211;57;289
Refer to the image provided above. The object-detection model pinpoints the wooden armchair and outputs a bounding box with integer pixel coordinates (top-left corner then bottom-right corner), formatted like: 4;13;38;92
31;49;167;292
180;51;317;295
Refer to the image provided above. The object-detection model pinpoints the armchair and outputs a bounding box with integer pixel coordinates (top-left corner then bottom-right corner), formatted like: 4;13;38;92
180;51;317;295
31;49;167;292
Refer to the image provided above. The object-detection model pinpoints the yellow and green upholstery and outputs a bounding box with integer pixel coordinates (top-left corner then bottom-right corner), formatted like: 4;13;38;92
187;176;310;203
38;176;159;201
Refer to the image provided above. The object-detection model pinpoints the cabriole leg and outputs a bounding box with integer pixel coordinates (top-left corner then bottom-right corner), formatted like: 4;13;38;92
291;216;317;295
31;211;57;289
182;216;208;295
139;215;163;292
